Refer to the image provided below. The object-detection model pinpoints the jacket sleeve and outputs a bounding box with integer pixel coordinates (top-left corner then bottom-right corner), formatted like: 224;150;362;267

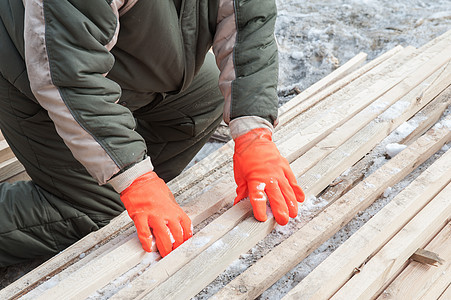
212;0;279;132
22;0;151;191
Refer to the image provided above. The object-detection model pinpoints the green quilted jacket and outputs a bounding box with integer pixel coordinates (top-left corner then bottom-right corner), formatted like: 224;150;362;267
0;0;278;191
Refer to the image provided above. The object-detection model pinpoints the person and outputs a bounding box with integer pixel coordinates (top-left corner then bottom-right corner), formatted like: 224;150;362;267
0;0;305;266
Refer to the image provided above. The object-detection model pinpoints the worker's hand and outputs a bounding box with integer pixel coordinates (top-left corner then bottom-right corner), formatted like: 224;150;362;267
233;128;305;225
120;172;192;257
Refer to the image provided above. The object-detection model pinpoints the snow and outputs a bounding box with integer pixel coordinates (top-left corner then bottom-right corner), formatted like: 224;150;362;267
386;143;408;158
378;101;411;121
192;235;213;248
395;122;417;138
86;252;160;300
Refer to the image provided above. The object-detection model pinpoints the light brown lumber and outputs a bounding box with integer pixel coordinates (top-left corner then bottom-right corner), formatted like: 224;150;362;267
178;31;450;204
410;248;445;266
285;140;451;299
176;47;417;222
0;139;14;163
287;53;451;181
275;26;451;152
15;43;448;298
279;44;451;163
319;155;371;202
277;52;368;121
212;116;451;300
134;57;451;300
173;58;451;300
5;171;31;183
0;158;25;182
18;225;137;300
34;235;148;300
0;212;134;300
175;47;403;205
142;215;277;300
274;47;403;144
179;46;417;217
330;182;451;300
34;201;253;300
5;51;375;299
417;256;451;299
402;87;451;146
171;50;371;200
297;65;451;199
319;83;451;202
438;283;451;300
377;222;451;300
132;73;443;300
6;31;448;298
109;202;253;299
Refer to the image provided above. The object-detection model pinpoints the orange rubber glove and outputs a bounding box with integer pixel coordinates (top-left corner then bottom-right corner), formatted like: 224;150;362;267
120;171;192;257
233;128;305;225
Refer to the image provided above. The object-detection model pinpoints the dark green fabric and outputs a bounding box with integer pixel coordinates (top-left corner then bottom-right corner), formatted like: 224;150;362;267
0;54;222;267
1;0;277;183
43;0;147;171
232;0;279;124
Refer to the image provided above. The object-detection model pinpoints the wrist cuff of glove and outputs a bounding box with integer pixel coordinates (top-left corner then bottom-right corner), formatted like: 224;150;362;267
108;157;154;193
229;116;274;140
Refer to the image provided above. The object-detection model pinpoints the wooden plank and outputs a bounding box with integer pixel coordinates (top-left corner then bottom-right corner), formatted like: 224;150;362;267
5;171;31;183
377;222;451;300
279;44;451;163
109;57;447;299
273;47;405;145
35;237;148;300
0;140;14;163
274;25;451;149
142;215;277;300
5;30;450;298
277;52;368;121
212;118;451;300
180;44;450;253
438;283;451;300
0;158;25;182
410;248;445;266
330;183;451;300
174;47;403;205
110;201;253;299
171;51;373;200
285;146;451;299
402;87;451;145
318;82;450;202
416;257;451;300
297;63;451;198
287;55;451;180
34;201;254;300
0;211;134;299
19;225;137;299
174;47;417;223
178;45;424;221
141;60;451;299
3;51;374;299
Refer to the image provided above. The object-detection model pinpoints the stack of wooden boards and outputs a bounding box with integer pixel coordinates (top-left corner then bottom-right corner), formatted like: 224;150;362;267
1;29;450;299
